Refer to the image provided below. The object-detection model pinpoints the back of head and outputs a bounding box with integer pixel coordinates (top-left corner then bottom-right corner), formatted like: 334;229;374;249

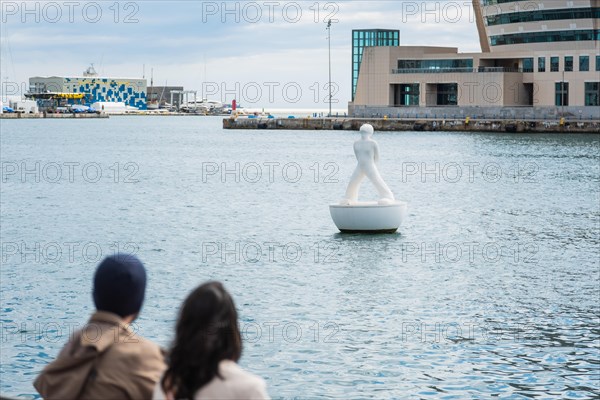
360;123;374;138
93;253;147;318
163;281;242;399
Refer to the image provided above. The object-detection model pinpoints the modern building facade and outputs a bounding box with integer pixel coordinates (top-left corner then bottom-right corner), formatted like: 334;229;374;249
351;29;400;100
29;76;147;109
350;0;600;119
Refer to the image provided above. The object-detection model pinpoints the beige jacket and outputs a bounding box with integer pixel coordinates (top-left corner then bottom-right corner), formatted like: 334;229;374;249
34;311;166;400
153;360;269;400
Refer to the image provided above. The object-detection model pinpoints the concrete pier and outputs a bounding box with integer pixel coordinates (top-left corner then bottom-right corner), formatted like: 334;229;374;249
223;117;600;133
0;113;109;119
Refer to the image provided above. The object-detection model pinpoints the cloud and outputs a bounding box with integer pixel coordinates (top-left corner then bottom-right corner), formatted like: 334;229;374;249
1;0;481;107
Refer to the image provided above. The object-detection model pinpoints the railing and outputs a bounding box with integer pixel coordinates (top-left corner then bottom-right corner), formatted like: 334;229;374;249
392;67;528;74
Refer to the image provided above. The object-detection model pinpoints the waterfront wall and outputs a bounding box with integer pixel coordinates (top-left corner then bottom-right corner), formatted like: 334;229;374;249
349;105;600;121
0;113;108;119
223;117;600;133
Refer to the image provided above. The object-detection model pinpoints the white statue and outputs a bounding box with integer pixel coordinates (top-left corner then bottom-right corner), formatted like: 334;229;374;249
329;123;407;233
341;124;395;205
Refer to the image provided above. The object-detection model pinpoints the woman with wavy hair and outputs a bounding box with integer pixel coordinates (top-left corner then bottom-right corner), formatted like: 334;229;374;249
154;281;269;400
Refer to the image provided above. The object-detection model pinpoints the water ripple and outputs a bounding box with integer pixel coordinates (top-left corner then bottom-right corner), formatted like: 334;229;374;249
1;118;598;398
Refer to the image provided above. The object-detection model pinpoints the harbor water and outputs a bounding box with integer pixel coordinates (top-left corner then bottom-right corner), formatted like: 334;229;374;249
1;117;598;398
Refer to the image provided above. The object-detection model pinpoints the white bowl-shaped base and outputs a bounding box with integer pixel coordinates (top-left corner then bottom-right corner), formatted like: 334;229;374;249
329;201;408;233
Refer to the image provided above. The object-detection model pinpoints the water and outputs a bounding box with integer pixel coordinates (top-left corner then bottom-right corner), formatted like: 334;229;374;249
1;116;598;399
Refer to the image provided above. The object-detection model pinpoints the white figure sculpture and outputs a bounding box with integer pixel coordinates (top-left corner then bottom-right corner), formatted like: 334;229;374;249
341;124;395;205
329;123;407;233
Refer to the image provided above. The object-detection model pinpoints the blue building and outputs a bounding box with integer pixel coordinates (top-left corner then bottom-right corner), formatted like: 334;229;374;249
29;76;147;109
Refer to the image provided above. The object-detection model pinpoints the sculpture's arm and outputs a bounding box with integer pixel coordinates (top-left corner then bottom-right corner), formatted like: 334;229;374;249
373;142;380;164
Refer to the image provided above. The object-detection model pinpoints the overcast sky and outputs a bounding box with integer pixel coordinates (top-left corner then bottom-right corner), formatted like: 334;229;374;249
1;1;481;108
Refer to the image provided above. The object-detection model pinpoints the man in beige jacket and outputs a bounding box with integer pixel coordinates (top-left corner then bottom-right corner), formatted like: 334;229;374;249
34;253;166;400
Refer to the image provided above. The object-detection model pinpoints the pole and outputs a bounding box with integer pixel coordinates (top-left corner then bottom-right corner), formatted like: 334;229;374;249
561;70;565;116
327;19;332;117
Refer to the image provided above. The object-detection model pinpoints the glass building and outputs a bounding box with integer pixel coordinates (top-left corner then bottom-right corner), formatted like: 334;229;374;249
352;29;399;100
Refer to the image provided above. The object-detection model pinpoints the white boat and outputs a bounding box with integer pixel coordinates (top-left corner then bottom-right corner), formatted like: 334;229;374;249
181;99;224;113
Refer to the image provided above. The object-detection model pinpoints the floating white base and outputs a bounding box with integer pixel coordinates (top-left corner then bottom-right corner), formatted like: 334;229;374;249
329;201;408;233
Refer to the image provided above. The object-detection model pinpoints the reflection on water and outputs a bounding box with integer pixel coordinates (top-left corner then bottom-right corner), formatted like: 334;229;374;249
1;117;598;398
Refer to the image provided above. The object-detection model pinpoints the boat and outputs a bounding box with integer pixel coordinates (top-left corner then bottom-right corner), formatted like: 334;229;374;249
180;99;224;114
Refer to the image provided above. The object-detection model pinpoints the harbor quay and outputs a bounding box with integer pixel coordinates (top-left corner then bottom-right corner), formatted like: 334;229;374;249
223;116;600;133
0;112;108;119
0;111;227;119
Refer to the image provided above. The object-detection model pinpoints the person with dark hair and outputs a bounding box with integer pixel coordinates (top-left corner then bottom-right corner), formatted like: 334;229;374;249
34;253;166;399
154;281;269;400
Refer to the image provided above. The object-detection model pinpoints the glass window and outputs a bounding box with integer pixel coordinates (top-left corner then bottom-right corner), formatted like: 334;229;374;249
538;57;546;72
596;55;600;71
585;82;599;106
394;84;420;106
551;57;559;72
580;56;589;71
555;82;569;106
490;29;599;46
523;58;534;72
396;59;473;72
437;84;458;106
483;0;545;4
565;56;573;72
485;8;600;26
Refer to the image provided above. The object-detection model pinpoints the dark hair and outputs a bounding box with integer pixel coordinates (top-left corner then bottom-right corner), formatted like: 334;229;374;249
93;253;146;318
161;281;242;400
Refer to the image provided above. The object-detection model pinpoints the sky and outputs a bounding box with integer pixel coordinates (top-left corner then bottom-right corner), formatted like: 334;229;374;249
1;1;481;109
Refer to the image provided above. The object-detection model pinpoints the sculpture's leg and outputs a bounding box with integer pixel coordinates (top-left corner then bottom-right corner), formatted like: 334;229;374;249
343;168;365;202
366;169;395;200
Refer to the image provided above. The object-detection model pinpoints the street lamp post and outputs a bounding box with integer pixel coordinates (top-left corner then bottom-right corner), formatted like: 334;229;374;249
327;19;332;118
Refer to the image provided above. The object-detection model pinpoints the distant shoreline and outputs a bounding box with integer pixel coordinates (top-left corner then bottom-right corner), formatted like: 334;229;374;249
3;112;599;135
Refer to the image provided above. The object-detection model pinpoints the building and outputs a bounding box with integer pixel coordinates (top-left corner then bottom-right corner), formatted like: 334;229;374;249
350;0;600;119
29;74;147;110
147;86;184;108
351;29;400;100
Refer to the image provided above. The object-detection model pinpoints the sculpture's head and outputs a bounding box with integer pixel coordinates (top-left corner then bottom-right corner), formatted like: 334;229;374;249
360;124;374;138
